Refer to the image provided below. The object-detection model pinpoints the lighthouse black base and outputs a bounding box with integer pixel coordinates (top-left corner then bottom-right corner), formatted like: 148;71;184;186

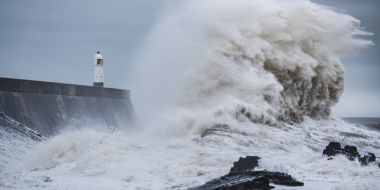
93;82;104;87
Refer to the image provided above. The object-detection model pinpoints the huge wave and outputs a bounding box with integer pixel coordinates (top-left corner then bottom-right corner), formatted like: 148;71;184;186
1;0;379;189
131;0;371;129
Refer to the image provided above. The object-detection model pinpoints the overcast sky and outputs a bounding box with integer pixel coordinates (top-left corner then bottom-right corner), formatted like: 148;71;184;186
0;0;379;117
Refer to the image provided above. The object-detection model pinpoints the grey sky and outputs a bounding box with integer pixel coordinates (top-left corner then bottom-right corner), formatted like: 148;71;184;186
0;0;161;87
0;0;379;117
314;0;380;117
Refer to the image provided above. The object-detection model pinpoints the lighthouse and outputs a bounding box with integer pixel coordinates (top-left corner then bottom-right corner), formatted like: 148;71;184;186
93;51;104;87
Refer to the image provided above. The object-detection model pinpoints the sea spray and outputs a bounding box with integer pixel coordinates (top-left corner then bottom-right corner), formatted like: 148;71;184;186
130;0;371;129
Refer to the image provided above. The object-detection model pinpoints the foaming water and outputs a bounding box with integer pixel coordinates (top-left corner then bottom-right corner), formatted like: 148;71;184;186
1;0;379;189
130;0;371;125
1;119;379;189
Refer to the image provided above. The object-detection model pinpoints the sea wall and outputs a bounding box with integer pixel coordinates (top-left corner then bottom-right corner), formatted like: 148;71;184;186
0;77;136;136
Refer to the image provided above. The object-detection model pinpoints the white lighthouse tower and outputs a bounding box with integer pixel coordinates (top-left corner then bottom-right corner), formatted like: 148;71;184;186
93;51;104;87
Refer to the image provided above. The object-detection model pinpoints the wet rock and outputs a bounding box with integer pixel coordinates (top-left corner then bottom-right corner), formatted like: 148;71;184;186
190;171;303;190
322;142;342;157
323;142;378;167
359;153;376;166
191;173;273;190
342;145;360;161
240;177;272;190
322;142;360;161
189;156;303;190
229;156;260;173
248;171;304;187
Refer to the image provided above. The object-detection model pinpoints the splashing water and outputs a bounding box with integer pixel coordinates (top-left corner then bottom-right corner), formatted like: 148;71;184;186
1;0;379;189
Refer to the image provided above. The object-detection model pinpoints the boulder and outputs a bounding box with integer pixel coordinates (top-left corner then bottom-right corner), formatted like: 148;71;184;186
322;142;360;161
189;156;303;190
342;145;360;161
323;142;378;167
229;156;260;173
194;175;274;190
190;171;304;190
322;142;342;157
359;153;376;166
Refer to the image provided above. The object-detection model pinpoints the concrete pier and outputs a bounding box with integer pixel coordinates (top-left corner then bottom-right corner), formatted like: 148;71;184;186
0;77;136;136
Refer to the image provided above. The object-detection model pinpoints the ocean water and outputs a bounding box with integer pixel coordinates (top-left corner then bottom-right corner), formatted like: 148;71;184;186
1;0;379;189
1;117;379;189
344;118;380;132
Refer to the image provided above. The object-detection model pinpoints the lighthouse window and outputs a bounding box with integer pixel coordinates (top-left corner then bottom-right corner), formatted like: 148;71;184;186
97;59;103;65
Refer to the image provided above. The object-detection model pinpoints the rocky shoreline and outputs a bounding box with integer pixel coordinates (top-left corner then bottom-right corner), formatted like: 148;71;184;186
189;142;379;190
189;156;304;190
322;141;379;167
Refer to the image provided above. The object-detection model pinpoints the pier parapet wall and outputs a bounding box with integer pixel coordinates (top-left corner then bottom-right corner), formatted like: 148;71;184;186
0;77;136;136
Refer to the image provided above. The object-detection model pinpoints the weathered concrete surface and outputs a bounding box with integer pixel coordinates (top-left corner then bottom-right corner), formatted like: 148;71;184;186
0;77;136;136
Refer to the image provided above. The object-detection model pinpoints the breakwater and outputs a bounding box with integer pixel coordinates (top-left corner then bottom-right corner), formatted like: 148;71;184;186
0;77;136;136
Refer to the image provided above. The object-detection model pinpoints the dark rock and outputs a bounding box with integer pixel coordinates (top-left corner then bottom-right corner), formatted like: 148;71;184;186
214;176;273;190
241;177;273;190
359;153;376;166
323;142;379;167
189;156;303;190
322;142;342;157
190;171;303;190
322;142;361;161
229;156;260;174
368;153;376;162
252;171;304;186
342;145;360;161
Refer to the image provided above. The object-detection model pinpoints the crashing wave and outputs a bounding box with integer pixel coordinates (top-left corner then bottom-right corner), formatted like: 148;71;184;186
132;0;371;128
